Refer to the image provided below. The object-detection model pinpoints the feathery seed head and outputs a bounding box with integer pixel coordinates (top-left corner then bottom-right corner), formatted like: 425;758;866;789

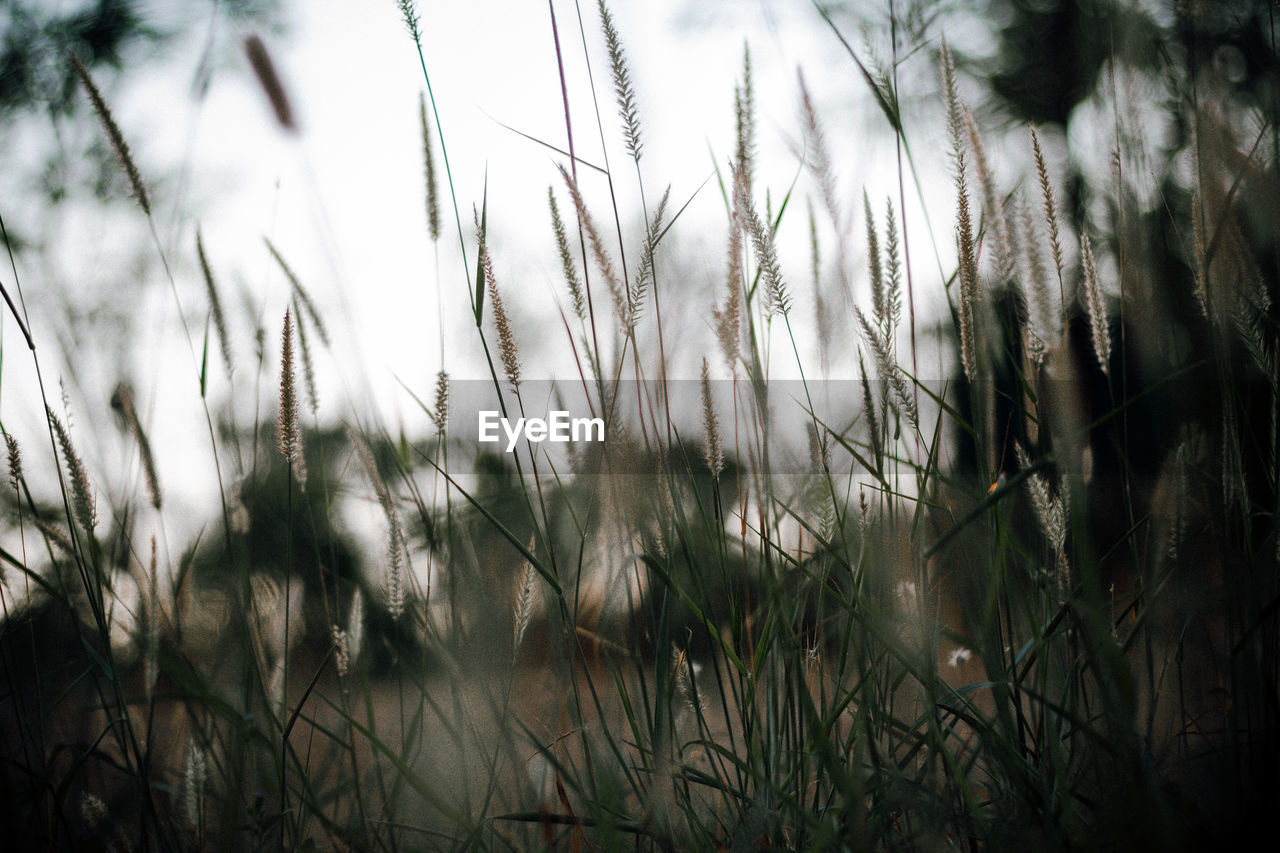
884;198;902;329
112;383;161;510
292;300;320;415
331;624;350;678
196;231;235;377
244;35;296;132
628;186;670;329
145;536;159;700
351;431;407;620
183;741;207;829
432;370;449;432
6;433;22;492
48;408;96;533
558;165;628;334
70;55;149;215
598;0;643;162
34;518;76;557
1079;232;1111;375
701;358;724;479
548;188;585;321
420;91;441;242
734;43;756;190
864;191;885;318
81;793;108;831
954;155;979;381
276;309;307;489
738;170;790;318
397;0;421;40
476;210;521;388
1031;127;1065;288
266;239;330;346
348;587;365;662
513;541;536;659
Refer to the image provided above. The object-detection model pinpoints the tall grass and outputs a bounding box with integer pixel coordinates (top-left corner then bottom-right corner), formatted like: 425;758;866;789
2;2;1277;850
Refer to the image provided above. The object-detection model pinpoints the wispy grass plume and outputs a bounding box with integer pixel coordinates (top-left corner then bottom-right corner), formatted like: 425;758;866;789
243;35;296;132
513;542;536;660
739;172;791;318
420;90;441;242
1031;127;1065;291
714;184;745;371
6;434;22;493
628;185;670;329
432;370;449;433
183;741;207;831
865;191;885;318
549;188;585;322
196;231;235;377
476;210;521;388
47;407;96;534
559;164;628;333
276;309;306;489
1080;231;1111;374
701;357;724;479
69;55;149;215
734;43;756;191
111;383;161;511
598;0;643;163
352;431;407;621
265;238;331;347
292;300;320;415
144;536;159;701
941;40;978;380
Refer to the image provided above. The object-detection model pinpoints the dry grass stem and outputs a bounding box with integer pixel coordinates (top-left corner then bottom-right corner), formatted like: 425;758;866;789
292;302;320;415
145;537;159;701
265;239;331;347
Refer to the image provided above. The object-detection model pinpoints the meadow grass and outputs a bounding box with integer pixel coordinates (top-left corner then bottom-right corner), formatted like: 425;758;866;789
1;2;1278;850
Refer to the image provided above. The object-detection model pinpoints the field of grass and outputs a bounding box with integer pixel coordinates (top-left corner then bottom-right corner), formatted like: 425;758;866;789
2;1;1278;850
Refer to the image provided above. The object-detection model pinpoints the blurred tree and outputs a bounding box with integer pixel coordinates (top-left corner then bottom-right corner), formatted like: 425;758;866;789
0;0;282;220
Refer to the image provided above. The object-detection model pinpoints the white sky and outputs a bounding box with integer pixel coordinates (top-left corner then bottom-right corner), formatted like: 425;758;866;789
175;0;958;408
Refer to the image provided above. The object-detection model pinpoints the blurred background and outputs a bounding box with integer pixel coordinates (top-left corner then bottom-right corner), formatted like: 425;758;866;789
1;0;1275;549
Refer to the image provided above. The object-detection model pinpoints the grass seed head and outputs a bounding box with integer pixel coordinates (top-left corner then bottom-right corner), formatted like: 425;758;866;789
70;55;149;215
